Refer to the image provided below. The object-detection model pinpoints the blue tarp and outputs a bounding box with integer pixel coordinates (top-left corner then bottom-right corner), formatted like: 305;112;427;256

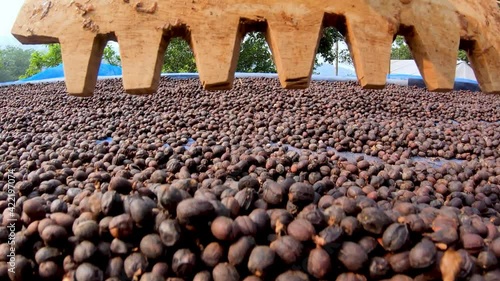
21;63;122;82
316;64;357;77
387;73;478;84
387;73;480;92
0;68;479;92
407;78;480;92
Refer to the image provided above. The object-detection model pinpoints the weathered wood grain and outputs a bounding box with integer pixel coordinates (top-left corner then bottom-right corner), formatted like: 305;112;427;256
11;0;500;96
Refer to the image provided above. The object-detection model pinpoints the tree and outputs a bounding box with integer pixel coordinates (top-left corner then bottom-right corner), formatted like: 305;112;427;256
162;38;197;73
21;44;62;79
457;50;469;63
103;46;121;66
316;27;347;65
390;35;469;62
236;32;276;73
162;33;278;73
338;49;353;65
0;60;8;82
162;27;349;73
391;36;413;60
0;46;33;82
21;43;120;79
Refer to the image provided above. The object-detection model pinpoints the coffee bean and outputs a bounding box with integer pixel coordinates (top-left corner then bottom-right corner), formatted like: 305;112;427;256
382;223;410;251
172;249;196;277
270;235;302;264
409;239;436;268
248;246;275;277
201;242;224;267
140;234;164;260
338;241;368;271
287;219;315;242
307;247;331;278
213;263;239;281
2;78;500;280
211;216;240;241
228;236;255;266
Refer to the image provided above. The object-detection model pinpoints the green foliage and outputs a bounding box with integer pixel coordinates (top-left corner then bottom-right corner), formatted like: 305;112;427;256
0;60;9;82
457;50;469;62
103;46;121;66
162;38;197;73
338;49;353;65
0;46;33;82
162;33;278;73
316;27;346;65
21;44;61;79
236;33;276;73
162;28;349;73
391;36;469;62
316;27;356;66
21;43;120;79
391;36;413;60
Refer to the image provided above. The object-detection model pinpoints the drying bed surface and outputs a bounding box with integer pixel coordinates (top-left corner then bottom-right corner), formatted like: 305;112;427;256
0;78;499;281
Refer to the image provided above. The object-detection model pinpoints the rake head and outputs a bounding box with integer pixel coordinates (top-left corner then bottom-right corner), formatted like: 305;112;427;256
11;0;500;96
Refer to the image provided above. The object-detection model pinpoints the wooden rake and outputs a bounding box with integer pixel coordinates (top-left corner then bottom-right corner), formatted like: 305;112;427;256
11;0;500;96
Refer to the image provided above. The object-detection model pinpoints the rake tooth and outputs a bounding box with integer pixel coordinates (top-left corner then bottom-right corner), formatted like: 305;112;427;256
405;36;458;92
266;15;324;89
116;29;166;95
344;17;393;89
189;18;243;90
403;21;459;92
456;0;500;94
466;38;500;94
60;36;106;97
468;44;500;94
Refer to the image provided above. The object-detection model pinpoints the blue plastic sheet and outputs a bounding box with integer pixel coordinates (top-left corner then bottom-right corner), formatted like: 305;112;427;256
21;63;122;82
406;77;479;92
1;69;480;93
270;142;464;168
184;138;195;149
96;137;113;144
160;138;195;149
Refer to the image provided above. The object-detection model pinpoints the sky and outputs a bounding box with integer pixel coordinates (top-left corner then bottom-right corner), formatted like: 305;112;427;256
0;1;111;50
0;2;34;47
1;2;23;36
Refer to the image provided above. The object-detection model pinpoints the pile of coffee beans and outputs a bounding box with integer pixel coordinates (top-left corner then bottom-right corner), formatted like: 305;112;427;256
0;78;498;281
